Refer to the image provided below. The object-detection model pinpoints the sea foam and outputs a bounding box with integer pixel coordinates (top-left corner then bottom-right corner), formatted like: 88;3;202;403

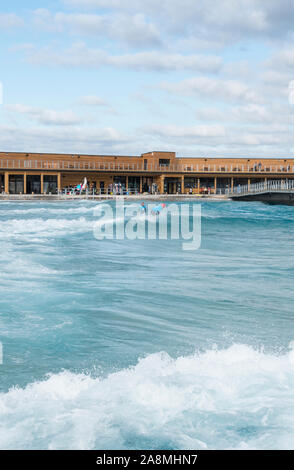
1;344;294;450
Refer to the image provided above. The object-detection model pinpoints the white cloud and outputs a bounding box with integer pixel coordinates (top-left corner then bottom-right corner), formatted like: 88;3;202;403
33;9;162;47
160;76;262;104
197;104;280;124
5;104;81;126
142;124;226;138
20;42;222;72
77;96;109;106
0;13;24;28
3;2;294;158
196;107;228;122
76;95;118;114
139;120;294;155
260;47;294;103
175;36;225;52
0;123;128;154
233;104;277;123
62;0;145;7
196;101;294;140
267;48;294;70
1;117;294;158
62;0;294;43
261;69;292;86
106;52;221;72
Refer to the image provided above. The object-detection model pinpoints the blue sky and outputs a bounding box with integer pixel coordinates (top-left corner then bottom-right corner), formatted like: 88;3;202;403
1;0;294;157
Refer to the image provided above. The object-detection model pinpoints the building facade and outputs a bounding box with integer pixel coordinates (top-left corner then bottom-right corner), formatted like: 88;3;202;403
1;150;294;195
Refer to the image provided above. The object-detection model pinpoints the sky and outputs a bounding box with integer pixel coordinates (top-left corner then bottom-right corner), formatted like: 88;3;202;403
0;0;294;158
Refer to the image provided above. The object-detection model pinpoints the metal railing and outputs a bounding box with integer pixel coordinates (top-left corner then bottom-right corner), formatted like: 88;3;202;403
1;159;294;174
229;179;294;196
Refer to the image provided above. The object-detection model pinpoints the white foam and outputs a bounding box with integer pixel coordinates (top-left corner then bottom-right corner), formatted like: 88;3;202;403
1;344;294;450
0;204;102;216
0;217;94;240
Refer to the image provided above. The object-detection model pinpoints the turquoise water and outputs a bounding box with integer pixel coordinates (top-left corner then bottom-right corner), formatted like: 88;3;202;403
1;199;294;449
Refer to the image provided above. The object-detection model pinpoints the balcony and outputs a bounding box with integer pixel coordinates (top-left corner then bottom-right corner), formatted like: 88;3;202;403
1;159;294;174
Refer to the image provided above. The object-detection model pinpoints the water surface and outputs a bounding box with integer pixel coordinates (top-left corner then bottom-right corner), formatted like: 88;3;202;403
0;200;294;449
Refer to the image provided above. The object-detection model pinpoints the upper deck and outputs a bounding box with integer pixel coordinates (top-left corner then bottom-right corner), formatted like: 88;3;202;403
1;151;294;175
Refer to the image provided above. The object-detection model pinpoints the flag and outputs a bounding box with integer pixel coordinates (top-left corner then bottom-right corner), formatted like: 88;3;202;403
81;177;87;190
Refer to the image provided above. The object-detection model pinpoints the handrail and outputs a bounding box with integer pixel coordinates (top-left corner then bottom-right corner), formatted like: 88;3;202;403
1;159;294;174
229;179;294;196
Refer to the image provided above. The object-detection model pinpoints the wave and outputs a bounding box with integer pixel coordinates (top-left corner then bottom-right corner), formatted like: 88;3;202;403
0;217;95;240
0;213;175;240
0;204;104;216
1;344;294;450
202;214;294;222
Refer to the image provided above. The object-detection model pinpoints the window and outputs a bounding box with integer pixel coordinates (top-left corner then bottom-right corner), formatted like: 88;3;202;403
159;159;170;166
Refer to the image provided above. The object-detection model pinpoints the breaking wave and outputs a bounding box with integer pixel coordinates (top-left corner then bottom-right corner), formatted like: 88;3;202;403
1;344;294;450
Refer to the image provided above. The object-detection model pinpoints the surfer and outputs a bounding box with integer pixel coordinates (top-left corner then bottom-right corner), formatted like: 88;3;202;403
140;202;147;213
151;203;166;216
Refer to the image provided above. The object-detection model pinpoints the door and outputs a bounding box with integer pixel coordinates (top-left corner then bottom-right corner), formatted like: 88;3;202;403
9;175;24;194
164;178;180;194
43;175;57;194
26;175;41;194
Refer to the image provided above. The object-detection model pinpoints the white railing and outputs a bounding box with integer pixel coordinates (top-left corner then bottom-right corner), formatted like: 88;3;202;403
1;159;294;174
230;179;294;196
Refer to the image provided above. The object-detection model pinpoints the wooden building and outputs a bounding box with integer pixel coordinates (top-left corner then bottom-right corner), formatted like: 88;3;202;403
1;150;294;194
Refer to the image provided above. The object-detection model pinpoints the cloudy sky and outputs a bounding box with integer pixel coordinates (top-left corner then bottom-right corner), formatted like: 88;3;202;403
1;0;294;157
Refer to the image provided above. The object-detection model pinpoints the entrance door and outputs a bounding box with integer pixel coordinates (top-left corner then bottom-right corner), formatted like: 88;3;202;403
169;182;175;194
113;176;126;194
26;175;41;194
164;178;180;194
43;175;57;194
142;177;153;193
9;175;24;194
128;176;140;193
